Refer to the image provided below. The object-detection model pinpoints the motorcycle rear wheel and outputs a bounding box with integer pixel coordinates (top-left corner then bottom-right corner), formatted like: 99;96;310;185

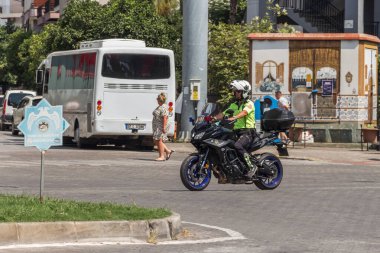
254;153;283;190
180;155;211;191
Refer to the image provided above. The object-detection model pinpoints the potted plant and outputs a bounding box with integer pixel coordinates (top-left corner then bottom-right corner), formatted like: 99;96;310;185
361;124;378;144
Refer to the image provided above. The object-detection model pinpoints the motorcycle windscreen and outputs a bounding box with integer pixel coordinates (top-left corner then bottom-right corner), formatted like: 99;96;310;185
201;103;219;115
196;103;221;123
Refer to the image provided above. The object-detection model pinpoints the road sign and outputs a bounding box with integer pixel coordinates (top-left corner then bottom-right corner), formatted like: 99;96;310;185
18;99;69;151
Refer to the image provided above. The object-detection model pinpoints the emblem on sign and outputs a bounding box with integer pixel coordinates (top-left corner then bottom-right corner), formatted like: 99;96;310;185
38;121;49;132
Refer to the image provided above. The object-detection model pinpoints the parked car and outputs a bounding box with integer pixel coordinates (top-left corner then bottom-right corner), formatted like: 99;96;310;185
12;96;43;135
1;90;36;131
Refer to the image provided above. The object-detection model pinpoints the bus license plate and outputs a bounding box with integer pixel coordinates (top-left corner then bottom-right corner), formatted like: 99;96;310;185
125;124;145;130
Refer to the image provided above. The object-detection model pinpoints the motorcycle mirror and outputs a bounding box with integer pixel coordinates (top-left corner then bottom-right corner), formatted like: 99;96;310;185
204;116;212;122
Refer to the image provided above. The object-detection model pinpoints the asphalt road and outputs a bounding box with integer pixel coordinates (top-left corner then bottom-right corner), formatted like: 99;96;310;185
0;131;379;253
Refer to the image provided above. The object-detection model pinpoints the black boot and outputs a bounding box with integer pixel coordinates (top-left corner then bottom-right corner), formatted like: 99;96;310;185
244;153;257;179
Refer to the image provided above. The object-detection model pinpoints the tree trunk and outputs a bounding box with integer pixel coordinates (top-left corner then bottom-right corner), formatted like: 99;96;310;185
229;0;238;24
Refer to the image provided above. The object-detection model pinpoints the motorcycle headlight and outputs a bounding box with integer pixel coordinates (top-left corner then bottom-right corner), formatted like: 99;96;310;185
194;132;205;140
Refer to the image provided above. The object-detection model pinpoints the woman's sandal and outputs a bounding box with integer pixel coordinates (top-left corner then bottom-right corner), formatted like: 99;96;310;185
166;150;175;160
155;158;166;162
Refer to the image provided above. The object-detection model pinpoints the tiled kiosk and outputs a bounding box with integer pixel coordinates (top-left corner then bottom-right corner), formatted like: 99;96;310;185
248;33;380;143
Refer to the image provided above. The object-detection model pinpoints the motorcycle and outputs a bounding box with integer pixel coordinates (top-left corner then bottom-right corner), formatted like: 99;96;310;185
180;103;295;191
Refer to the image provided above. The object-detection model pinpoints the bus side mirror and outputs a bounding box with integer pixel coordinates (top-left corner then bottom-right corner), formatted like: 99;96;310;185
35;70;43;84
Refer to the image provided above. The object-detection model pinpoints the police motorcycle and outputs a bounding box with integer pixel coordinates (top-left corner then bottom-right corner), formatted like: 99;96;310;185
180;103;295;191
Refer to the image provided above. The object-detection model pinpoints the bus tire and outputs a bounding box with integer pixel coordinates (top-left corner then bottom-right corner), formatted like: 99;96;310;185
74;126;85;149
11;122;19;136
63;136;73;146
141;145;154;151
74;127;96;149
139;136;154;150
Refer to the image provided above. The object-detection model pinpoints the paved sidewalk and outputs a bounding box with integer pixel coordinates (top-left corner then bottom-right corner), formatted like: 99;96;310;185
168;142;380;166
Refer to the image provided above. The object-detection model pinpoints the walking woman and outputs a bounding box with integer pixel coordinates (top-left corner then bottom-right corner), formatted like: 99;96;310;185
152;93;174;161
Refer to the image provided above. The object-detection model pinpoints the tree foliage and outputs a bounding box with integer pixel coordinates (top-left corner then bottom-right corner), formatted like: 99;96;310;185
7;30;33;86
208;23;250;105
153;0;179;17
0;0;182;90
0;27;16;86
209;0;246;24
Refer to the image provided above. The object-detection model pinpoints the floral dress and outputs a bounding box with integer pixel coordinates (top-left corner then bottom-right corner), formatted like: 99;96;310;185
152;104;169;141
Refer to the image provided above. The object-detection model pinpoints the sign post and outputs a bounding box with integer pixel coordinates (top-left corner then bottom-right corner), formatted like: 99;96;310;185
18;99;69;202
40;151;45;202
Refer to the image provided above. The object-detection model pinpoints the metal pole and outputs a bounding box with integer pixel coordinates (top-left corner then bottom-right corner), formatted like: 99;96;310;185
40;150;45;203
180;0;208;141
247;0;260;23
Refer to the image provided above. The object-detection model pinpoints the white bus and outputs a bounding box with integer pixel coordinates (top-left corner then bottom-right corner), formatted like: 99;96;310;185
36;39;175;148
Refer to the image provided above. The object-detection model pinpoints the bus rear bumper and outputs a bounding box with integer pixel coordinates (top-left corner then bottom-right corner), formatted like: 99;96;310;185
92;120;174;136
93;120;153;135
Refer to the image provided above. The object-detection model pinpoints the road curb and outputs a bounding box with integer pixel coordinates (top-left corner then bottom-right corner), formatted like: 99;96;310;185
0;213;181;246
279;156;316;161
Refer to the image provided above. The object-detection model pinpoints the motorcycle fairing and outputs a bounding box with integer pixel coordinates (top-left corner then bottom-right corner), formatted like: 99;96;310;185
203;138;234;148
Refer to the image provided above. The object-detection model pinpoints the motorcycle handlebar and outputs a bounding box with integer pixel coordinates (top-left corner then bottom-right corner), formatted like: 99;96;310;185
220;116;236;126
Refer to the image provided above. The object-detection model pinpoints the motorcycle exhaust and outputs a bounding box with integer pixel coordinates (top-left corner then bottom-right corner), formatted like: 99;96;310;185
259;161;276;177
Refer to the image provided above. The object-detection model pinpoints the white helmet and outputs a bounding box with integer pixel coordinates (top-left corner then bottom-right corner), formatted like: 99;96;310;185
229;80;252;99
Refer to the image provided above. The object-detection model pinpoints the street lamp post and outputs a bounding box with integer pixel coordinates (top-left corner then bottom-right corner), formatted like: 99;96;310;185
179;0;208;141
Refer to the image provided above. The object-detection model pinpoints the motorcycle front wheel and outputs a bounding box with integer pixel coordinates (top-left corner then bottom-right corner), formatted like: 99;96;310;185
254;153;283;190
180;155;211;191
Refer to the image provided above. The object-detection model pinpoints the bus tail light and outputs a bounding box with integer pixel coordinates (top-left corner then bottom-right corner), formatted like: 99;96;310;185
96;100;102;115
168;101;173;113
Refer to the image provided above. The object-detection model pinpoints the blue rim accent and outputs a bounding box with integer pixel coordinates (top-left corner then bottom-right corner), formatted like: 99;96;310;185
260;156;283;188
186;156;211;190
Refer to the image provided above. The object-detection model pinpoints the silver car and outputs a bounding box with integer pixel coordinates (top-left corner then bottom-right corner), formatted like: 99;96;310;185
11;96;42;135
1;90;36;131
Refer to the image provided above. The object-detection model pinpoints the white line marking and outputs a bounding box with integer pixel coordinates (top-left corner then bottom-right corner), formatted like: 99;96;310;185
158;221;246;245
0;221;246;250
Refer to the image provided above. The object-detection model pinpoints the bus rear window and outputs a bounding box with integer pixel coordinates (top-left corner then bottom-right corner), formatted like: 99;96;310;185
101;54;170;79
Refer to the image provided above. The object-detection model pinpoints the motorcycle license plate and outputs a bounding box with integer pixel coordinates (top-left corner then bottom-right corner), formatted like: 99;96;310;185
125;124;145;130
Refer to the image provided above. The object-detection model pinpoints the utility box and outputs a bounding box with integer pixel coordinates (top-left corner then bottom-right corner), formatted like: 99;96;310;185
248;33;380;143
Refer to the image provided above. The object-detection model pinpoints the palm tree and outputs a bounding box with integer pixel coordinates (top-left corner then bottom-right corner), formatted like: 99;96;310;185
153;0;179;16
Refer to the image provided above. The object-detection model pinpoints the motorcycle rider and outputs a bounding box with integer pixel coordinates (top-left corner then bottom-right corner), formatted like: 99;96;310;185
214;80;257;179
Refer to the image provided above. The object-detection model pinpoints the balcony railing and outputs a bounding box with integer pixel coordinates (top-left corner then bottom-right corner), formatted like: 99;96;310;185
364;22;379;37
277;0;344;33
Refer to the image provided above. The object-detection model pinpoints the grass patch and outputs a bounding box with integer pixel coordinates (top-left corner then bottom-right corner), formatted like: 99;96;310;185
0;194;171;222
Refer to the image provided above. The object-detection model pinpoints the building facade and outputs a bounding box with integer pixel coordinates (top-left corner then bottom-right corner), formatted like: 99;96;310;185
0;0;23;27
21;0;108;31
247;0;380;37
249;33;379;143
